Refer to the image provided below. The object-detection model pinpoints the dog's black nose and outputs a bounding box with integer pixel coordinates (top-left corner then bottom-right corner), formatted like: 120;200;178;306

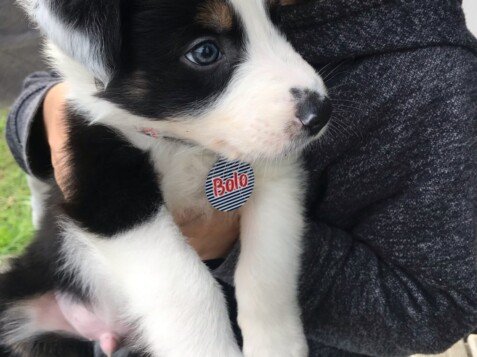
293;89;332;136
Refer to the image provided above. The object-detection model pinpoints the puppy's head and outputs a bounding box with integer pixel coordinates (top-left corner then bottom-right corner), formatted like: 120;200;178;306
21;0;331;162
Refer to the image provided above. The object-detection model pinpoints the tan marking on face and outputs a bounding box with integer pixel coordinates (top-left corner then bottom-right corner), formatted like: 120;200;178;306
196;0;234;31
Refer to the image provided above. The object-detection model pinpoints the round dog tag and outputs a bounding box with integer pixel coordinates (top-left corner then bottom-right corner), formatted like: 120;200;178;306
205;158;255;212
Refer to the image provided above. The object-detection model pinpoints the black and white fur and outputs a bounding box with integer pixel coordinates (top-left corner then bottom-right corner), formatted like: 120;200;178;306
1;0;331;356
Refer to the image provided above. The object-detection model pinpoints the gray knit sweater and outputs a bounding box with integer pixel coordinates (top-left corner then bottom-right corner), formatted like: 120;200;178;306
5;0;477;356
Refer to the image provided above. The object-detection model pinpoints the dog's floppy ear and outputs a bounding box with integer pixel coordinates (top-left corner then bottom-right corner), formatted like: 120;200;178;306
18;0;121;84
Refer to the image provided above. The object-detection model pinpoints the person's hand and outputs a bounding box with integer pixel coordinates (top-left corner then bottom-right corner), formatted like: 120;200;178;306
176;210;240;260
43;82;70;195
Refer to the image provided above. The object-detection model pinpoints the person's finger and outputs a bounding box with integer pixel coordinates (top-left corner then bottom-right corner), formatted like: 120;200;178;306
43;82;71;196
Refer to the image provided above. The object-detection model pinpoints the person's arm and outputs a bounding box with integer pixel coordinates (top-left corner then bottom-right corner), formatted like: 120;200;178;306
299;57;477;356
6;71;62;179
301;219;477;357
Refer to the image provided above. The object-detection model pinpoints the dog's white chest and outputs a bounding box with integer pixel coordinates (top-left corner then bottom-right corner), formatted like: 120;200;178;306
150;141;218;221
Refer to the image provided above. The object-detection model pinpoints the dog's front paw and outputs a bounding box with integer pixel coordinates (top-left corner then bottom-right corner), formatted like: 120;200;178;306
240;318;308;357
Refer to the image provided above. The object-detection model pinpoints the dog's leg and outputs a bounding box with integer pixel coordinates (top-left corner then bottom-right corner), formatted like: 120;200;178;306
63;208;242;357
236;160;308;357
27;176;51;229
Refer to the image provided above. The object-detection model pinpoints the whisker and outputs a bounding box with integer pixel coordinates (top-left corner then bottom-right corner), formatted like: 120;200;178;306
322;60;351;82
318;62;336;77
322;63;344;82
328;82;353;91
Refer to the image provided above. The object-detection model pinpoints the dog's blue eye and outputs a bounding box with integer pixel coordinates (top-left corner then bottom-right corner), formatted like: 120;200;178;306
186;41;222;66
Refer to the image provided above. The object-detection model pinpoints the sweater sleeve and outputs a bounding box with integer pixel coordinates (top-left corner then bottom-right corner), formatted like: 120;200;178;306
6;71;61;179
299;49;477;356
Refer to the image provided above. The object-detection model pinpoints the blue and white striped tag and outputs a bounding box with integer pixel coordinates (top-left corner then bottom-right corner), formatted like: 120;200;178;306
205;158;255;212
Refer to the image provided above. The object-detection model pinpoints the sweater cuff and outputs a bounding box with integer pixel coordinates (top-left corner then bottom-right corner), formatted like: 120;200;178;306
6;80;60;178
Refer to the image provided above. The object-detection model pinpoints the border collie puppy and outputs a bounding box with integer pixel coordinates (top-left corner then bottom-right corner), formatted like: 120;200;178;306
1;0;331;356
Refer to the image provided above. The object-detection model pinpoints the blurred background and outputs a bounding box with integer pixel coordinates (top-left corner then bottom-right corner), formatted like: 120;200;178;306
0;0;44;107
0;0;475;256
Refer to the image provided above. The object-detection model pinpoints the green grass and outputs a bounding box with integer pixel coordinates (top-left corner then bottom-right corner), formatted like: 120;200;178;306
0;109;34;257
